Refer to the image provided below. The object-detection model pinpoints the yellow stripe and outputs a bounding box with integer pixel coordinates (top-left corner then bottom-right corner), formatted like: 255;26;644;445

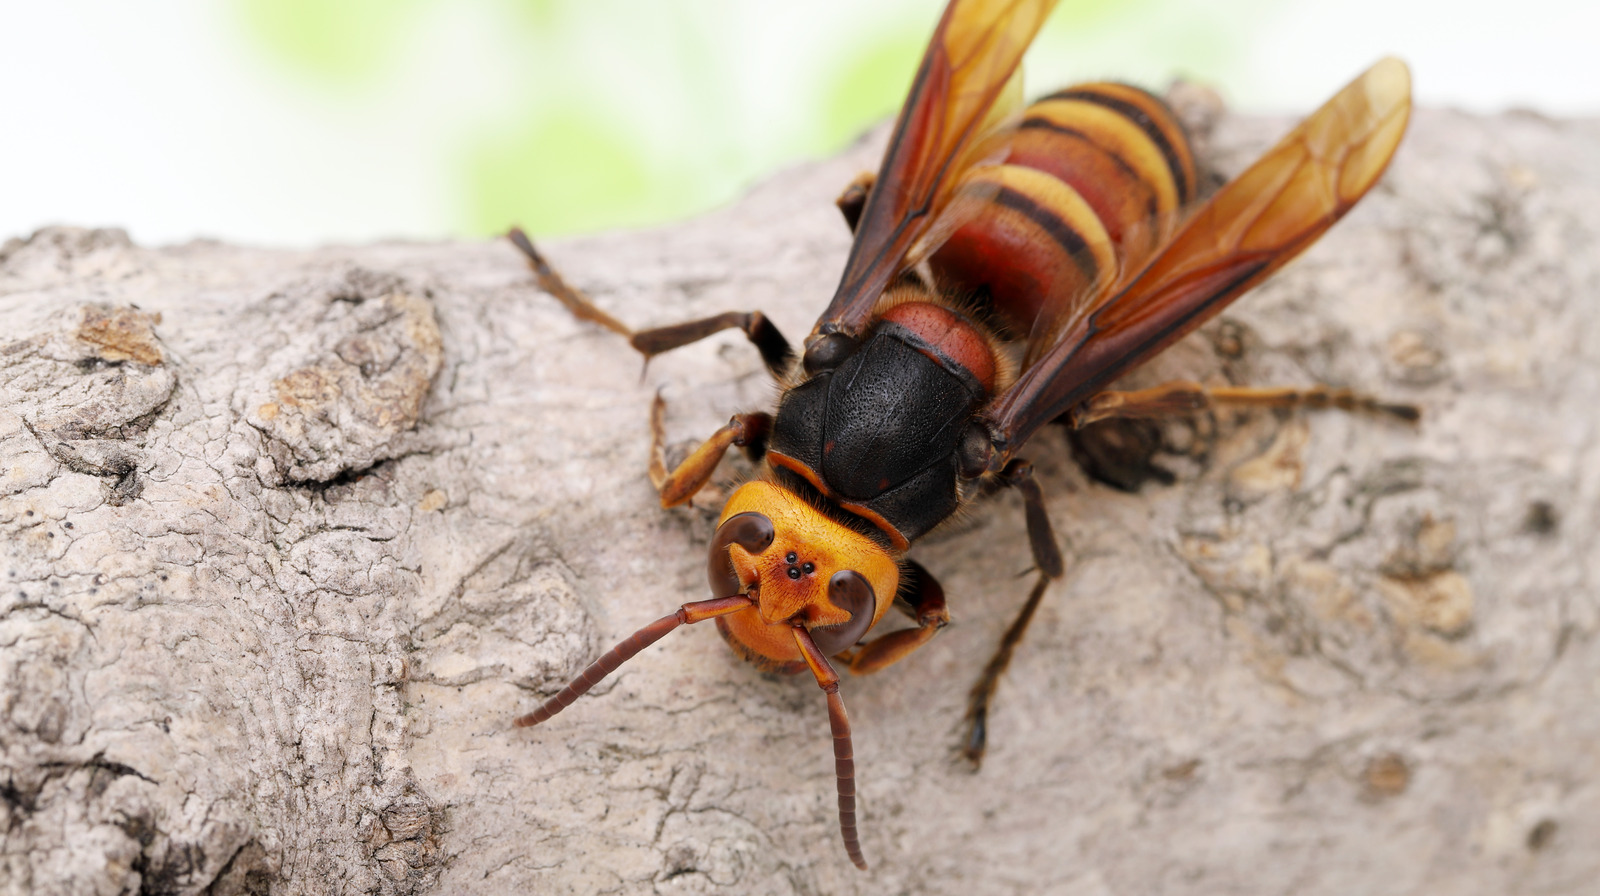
1065;83;1196;202
965;164;1117;288
1026;98;1183;216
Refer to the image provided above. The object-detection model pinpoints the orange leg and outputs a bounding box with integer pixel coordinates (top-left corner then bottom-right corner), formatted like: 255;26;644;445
649;394;771;507
1070;379;1420;428
839;561;949;675
510;228;785;505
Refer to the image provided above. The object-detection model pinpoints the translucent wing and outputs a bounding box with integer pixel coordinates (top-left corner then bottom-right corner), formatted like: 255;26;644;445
987;58;1412;459
814;0;1058;340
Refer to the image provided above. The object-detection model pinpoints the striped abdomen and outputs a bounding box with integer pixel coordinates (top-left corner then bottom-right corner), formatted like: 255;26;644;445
929;82;1198;338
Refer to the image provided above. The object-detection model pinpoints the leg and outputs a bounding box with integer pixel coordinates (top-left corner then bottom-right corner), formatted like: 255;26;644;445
837;560;949;674
632;311;793;378
1065;417;1178;492
508;227;794;377
835;172;875;234
1070;379;1420;428
963;459;1064;768
832;173;930;293
963;574;1052;768
649;395;771;507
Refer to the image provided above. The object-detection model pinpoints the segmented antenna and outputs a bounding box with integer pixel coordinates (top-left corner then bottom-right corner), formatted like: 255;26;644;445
514;595;753;728
793;625;868;870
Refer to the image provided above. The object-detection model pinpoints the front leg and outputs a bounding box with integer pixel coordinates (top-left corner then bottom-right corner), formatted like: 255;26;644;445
508;228;794;378
650;395;771;508
837;560;949;674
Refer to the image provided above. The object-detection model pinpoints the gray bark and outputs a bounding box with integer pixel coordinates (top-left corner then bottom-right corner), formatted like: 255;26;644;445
1;103;1597;896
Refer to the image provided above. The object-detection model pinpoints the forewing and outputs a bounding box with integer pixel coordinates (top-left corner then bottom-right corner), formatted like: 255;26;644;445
815;0;1058;339
987;58;1412;458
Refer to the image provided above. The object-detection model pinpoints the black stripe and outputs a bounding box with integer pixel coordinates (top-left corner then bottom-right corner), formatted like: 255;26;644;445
992;184;1100;288
1045;87;1191;203
1019;117;1159;228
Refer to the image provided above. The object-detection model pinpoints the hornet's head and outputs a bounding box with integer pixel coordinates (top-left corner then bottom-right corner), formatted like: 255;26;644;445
709;480;900;670
515;476;896;870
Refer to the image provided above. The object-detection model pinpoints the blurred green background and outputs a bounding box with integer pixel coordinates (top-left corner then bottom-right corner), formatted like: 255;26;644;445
3;0;1595;246
233;0;1202;238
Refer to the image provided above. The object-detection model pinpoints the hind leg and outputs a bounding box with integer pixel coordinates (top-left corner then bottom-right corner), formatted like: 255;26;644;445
1064;379;1417;491
1071;379;1419;427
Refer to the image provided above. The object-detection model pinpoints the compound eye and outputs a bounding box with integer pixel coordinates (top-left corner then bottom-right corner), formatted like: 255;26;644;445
808;570;877;656
707;512;775;597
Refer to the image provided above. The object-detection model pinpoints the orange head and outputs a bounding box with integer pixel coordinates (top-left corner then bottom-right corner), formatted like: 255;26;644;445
515;477;896;870
709;480;900;671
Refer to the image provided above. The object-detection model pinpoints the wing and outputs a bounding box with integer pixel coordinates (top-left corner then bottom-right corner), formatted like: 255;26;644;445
986;58;1412;460
812;0;1058;340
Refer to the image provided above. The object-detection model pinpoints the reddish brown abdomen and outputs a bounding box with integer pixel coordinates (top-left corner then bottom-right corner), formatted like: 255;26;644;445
930;82;1198;338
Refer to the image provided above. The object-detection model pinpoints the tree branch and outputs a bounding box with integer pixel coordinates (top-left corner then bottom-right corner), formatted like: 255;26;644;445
2;105;1597;895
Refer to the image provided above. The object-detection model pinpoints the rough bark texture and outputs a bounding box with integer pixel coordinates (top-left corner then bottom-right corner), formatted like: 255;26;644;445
2;103;1597;896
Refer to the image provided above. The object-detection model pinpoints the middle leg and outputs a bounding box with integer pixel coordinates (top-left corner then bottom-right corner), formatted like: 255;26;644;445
963;458;1065;768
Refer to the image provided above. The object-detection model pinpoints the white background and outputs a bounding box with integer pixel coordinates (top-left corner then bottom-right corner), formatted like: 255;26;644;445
2;0;1593;247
